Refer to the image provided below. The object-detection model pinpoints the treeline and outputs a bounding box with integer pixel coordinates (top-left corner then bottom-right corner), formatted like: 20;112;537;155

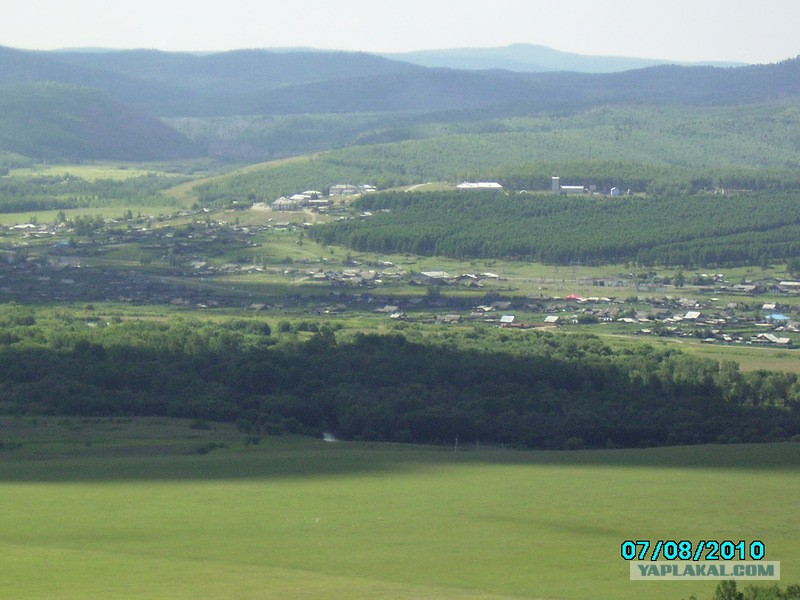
0;309;798;449
0;152;34;175
698;581;800;600
479;160;800;196
310;190;800;267
0;173;187;213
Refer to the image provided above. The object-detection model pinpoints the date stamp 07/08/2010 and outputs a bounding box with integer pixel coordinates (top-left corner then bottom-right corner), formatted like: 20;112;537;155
621;540;781;581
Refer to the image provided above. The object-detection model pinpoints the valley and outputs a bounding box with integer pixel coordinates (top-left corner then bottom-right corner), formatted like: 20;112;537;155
1;43;800;599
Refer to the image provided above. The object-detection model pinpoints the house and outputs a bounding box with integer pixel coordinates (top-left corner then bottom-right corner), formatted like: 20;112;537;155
752;333;792;346
499;315;516;326
410;271;452;286
375;305;400;314
544;315;560;324
439;314;462;324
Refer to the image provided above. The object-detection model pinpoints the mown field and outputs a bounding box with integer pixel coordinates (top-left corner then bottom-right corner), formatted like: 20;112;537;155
0;418;797;600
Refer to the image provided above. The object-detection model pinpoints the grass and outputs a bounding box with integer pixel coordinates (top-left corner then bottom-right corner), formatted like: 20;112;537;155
0;205;181;226
0;418;798;600
602;334;800;373
6;163;178;181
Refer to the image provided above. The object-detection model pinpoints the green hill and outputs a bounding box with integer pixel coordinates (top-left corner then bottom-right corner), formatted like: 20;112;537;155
3;45;800;162
4;46;797;118
0;83;198;161
191;102;800;204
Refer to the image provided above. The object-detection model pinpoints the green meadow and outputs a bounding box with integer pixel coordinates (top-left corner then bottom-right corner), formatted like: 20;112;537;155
6;163;176;181
1;418;797;600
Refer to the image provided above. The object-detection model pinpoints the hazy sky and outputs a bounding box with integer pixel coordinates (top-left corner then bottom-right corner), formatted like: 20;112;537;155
2;0;797;64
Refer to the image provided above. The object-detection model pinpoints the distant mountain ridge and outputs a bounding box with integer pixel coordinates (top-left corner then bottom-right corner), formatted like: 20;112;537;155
1;45;795;118
0;44;798;161
381;43;746;73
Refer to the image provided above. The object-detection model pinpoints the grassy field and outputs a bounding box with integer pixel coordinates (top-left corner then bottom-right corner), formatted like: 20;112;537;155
598;334;800;373
6;163;176;181
0;418;797;600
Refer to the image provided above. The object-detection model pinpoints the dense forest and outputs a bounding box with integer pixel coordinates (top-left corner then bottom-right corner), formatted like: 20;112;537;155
0;172;188;213
3;47;797;118
0;83;197;161
0;308;798;449
310;189;800;267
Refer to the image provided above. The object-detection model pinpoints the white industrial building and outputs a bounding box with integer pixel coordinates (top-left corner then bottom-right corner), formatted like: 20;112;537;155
457;181;503;190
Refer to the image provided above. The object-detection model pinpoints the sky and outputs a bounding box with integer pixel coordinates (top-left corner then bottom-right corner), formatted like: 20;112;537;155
2;0;798;64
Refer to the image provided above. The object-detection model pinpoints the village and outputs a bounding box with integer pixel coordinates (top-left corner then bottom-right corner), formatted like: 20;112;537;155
1;201;799;348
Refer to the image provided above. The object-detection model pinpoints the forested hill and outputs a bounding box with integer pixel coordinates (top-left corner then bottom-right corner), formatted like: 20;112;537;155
0;83;197;161
243;59;800;115
1;45;799;161
1;46;799;117
0;47;426;117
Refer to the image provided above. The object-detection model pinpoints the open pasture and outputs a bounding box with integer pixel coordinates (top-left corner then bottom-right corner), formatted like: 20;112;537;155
0;418;797;600
6;163;183;182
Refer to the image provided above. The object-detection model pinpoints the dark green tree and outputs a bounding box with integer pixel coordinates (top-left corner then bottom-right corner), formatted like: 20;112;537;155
714;580;744;600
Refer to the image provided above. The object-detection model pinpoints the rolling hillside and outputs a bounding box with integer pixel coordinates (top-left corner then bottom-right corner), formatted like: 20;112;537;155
0;47;425;117
2;46;798;118
190;102;800;204
1;45;799;161
0;83;197;161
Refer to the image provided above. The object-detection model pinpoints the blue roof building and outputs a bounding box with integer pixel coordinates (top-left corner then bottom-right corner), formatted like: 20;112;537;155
765;313;790;322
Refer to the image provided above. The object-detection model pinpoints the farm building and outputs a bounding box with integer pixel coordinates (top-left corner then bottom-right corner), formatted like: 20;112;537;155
551;176;588;195
457;181;503;190
752;333;792;346
271;197;300;211
410;271;453;286
289;194;310;204
765;313;790;323
330;184;377;197
560;185;588;194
